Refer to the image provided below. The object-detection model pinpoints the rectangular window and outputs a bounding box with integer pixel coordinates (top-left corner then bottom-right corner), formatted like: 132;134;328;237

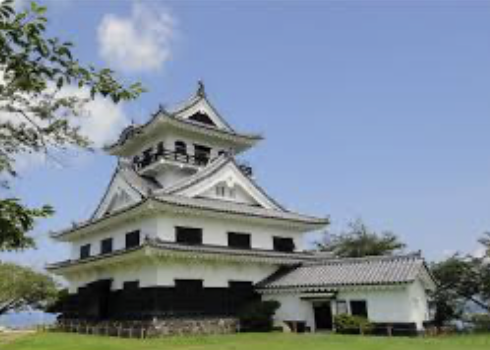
100;238;113;255
80;244;91;259
350;300;368;318
194;144;211;165
176;227;203;245
336;300;348;315
273;237;295;252
228;232;251;249
216;185;226;197
125;230;140;249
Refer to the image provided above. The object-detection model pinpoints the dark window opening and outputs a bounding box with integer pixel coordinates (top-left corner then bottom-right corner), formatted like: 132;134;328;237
123;281;140;290
175;279;203;312
156;141;165;154
273;237;295;252
100;238;113;255
194;144;211;165
125;230;140;249
188;112;216;126
80;244;91;259
350;300;368;318
141;148;153;167
176;227;203;245
228;232;251;249
175;141;187;155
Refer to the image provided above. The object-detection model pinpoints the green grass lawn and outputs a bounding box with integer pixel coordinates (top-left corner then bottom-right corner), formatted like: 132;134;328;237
2;332;490;350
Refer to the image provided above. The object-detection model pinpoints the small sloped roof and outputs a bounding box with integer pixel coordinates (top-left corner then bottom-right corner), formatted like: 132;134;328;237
257;254;436;291
160;154;285;211
90;161;161;220
47;238;319;273
105;84;262;155
154;194;327;226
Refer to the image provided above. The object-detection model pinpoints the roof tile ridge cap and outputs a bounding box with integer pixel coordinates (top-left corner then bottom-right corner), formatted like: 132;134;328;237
305;253;413;266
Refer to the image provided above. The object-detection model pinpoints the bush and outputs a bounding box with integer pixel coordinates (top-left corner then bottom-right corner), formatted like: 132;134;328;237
334;314;373;334
238;300;280;332
470;314;490;333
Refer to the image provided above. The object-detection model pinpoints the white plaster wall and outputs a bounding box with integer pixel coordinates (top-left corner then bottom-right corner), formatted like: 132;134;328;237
155;212;305;251
200;182;258;206
68;211;305;261
263;281;431;332
336;282;430;329
66;259;276;293
155;167;196;189
69;216;158;260
155;260;277;288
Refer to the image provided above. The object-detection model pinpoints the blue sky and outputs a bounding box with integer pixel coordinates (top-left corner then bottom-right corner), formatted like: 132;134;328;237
2;0;490;268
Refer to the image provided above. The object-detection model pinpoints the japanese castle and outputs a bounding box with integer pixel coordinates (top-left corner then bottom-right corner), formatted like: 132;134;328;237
48;83;436;334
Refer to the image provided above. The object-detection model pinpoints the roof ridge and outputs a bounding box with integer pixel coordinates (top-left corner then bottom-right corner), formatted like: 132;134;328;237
305;252;423;267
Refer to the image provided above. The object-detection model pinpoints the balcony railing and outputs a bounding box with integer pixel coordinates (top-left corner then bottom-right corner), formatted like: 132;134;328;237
133;148;254;177
133;148;209;171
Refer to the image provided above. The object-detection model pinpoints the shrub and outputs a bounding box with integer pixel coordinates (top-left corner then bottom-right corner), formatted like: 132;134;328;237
238;300;280;332
334;314;373;334
470;314;490;333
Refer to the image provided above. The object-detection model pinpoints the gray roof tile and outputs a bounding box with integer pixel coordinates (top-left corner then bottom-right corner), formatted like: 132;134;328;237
257;254;431;290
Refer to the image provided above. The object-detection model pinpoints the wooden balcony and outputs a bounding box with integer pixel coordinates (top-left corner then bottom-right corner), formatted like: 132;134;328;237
133;148;253;177
133;148;209;171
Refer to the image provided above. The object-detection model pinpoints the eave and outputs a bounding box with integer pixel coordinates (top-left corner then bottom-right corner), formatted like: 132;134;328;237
46;239;318;274
51;197;328;242
105;114;263;158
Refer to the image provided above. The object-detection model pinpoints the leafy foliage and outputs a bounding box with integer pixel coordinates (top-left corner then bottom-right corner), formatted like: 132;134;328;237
0;0;144;251
431;246;490;327
334;314;373;334
238;300;280;332
317;219;406;258
0;261;58;316
469;314;490;333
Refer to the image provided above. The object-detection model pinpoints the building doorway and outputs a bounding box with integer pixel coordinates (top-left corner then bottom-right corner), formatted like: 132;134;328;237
314;302;333;331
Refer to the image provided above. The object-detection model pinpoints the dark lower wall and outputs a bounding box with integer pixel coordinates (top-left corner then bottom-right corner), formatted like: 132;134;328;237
61;280;259;321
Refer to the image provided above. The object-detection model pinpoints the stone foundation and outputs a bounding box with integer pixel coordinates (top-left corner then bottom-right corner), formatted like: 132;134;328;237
56;318;238;338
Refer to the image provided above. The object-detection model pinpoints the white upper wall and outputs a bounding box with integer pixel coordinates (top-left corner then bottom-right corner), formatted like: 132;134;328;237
68;211;306;260
65;258;277;293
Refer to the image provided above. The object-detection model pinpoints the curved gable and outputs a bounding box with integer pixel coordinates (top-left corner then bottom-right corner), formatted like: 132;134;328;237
168;159;284;211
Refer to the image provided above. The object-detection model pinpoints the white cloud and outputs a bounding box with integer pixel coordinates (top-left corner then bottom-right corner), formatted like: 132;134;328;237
60;86;129;148
97;2;176;73
0;70;128;172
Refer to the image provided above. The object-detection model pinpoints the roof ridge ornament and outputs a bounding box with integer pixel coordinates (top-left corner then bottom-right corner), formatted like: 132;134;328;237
197;80;206;98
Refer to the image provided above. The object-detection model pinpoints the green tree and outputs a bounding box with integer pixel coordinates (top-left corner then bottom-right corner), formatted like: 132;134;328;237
0;262;58;316
431;250;490;327
0;0;144;251
317;218;406;258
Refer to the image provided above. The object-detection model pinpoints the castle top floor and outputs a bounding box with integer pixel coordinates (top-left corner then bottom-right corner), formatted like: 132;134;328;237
104;82;262;180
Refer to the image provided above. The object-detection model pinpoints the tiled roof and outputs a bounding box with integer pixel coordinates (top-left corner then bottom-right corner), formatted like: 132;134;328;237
148;239;318;264
47;238;318;271
154;194;327;226
119;161;161;195
160;155;285;211
257;254;435;290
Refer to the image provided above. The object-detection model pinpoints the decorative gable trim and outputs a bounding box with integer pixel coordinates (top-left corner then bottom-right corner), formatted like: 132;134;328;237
173;94;233;132
92;174;143;220
164;156;284;211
